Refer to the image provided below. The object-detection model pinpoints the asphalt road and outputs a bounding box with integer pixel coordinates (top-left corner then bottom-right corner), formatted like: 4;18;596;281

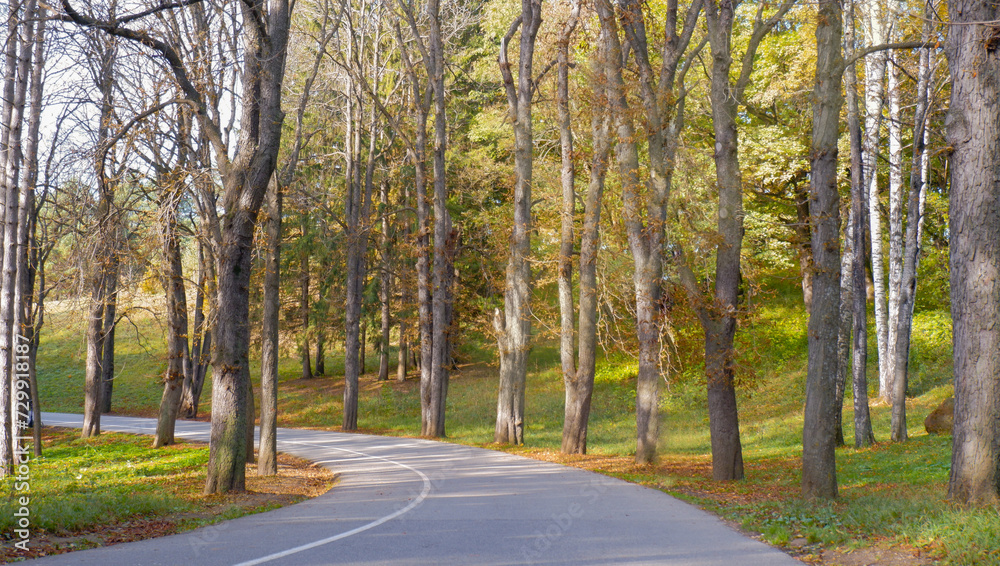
23;413;802;565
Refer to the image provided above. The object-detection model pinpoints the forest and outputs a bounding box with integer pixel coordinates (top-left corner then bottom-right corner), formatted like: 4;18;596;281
1;0;999;554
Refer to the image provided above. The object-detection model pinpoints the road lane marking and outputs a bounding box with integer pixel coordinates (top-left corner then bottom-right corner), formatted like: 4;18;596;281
42;415;434;565
231;440;432;566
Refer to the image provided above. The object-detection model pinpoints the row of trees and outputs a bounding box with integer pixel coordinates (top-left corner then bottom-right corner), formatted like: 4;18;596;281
0;0;998;506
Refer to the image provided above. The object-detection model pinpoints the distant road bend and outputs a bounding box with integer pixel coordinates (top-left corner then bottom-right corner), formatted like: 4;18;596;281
28;413;801;565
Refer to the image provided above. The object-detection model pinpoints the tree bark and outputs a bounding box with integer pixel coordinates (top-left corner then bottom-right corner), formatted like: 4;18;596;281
945;0;1000;506
315;330;325;376
845;1;875;449
343;72;376;430
886;50;903;409
703;0;747;480
861;0;890;400
379;183;392;383
598;0;705;465
15;5;46;459
154;177;190;448
424;0;453;439
259;177;281;476
415;104;434;436
99;285;117;414
555;0;602;456
802;0;842;500
81;24;117;440
835;204;852;447
0;0;39;467
300;247;312;380
890;13;932;445
181;237;210;418
201;0;291;494
495;0;542;446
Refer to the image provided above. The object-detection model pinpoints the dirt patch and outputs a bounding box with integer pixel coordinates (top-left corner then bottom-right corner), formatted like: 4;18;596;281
0;451;336;563
812;546;938;566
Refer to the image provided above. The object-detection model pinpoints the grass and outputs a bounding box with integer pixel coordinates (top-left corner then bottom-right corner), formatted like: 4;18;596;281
33;275;998;565
0;427;334;561
0;429;202;536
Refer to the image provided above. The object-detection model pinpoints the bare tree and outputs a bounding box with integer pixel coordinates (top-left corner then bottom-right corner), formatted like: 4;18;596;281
60;0;292;493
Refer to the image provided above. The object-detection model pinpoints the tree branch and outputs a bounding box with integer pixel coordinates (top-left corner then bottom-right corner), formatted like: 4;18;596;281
59;0;232;179
734;0;797;101
118;0;203;25
842;41;935;70
499;15;522;115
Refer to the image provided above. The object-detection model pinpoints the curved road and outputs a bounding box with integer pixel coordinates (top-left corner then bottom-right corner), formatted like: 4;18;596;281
27;413;801;565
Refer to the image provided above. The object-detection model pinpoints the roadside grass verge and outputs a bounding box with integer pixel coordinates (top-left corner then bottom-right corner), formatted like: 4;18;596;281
0;428;334;562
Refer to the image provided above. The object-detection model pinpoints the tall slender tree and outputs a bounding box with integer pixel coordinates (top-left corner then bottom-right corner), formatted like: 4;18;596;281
802;0;843;500
494;0;542;446
681;0;793;478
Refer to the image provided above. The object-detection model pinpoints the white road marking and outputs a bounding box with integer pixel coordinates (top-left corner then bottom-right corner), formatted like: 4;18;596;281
231;440;432;566
44;417;434;565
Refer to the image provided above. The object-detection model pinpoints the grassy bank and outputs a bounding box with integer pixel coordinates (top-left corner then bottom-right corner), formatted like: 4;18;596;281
34;283;996;564
0;428;333;562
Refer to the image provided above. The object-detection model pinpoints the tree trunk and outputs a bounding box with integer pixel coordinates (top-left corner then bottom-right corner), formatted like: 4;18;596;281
0;0;39;467
397;318;408;382
378;180;392;382
843;6;874;448
495;0;542;446
555;0;596;456
154;183;190;447
315;330;325;376
181;237;210;418
598;0;706;465
702;0;748;480
835;204;853;447
861;1;890;400
99;284;117;414
82;256;108;439
947;0;1000;505
415;112;434;436
891;16;932;445
886;53;904;409
17;6;46;458
259;177;281;476
342;99;363;428
205;215;256;493
0;2;18;474
422;0;454;439
300;248;312;380
394;6;435;437
802;0;842;500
